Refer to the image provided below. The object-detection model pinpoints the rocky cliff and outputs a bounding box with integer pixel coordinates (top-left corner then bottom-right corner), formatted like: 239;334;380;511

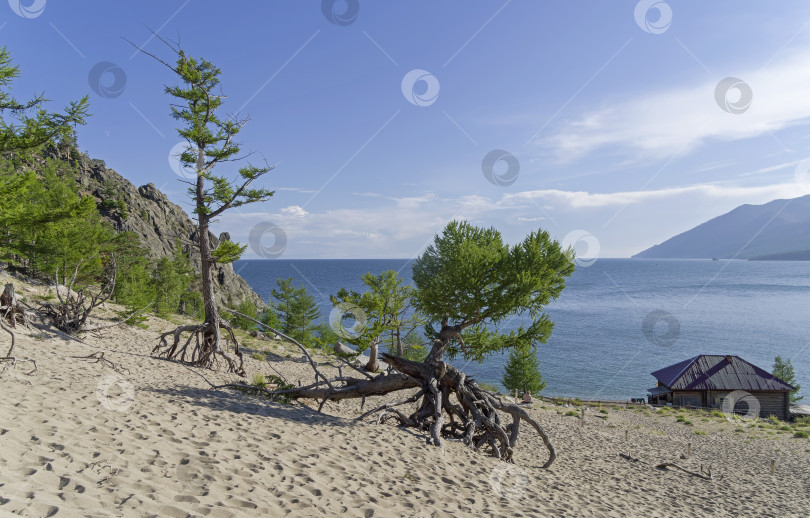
68;152;265;309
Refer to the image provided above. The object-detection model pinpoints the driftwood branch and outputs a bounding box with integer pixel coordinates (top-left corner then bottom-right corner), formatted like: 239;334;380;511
656;462;715;480
223;309;334;390
71;352;131;375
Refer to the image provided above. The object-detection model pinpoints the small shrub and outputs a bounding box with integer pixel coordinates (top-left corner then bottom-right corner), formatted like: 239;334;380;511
251;352;265;361
710;410;725;419
694;430;708;436
793;430;809;439
564;410;578;417
599;409;608;415
251;373;267;388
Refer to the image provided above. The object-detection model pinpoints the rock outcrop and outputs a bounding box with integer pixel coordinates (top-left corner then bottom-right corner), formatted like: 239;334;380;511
71;154;265;309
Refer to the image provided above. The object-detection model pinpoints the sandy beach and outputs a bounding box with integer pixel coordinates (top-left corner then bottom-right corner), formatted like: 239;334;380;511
1;271;809;518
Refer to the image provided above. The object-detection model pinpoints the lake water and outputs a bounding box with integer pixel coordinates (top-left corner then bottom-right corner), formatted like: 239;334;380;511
233;258;810;402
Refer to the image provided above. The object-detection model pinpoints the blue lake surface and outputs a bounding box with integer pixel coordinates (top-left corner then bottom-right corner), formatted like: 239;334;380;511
233;258;810;401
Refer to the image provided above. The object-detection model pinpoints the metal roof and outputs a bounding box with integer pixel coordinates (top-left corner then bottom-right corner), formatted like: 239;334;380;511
651;355;795;392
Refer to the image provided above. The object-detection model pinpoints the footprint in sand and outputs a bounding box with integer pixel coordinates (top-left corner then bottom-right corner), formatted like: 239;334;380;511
175;455;218;496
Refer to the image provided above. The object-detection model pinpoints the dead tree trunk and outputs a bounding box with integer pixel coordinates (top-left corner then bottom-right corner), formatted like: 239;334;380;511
365;337;379;372
37;260;116;335
0;283;36;375
1;283;26;328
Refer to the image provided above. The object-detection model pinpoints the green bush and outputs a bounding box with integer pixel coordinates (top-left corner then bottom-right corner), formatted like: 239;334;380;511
229;299;258;331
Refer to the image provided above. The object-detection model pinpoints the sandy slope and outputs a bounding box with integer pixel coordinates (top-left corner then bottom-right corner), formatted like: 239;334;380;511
0;273;809;517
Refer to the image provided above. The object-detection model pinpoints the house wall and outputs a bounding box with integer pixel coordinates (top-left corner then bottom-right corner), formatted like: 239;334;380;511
701;390;789;420
672;391;702;407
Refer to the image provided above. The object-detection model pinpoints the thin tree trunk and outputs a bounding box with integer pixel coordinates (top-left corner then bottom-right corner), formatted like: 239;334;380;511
395;327;403;357
196;147;220;345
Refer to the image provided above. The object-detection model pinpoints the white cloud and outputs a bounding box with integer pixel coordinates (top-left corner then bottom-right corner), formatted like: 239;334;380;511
501;182;801;210
540;50;810;160
280;205;308;217
214;181;805;258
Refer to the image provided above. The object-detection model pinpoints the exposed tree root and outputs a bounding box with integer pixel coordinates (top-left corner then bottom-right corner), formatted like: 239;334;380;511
218;310;557;468
153;319;244;377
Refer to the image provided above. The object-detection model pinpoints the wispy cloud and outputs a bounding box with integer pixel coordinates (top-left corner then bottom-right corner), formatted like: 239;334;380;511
501;182;801;210
538;49;810;161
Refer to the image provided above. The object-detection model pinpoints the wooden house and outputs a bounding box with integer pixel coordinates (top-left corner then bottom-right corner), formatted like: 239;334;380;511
648;355;794;420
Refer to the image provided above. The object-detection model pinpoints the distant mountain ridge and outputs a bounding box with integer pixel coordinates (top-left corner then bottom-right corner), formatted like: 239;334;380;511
632;195;810;260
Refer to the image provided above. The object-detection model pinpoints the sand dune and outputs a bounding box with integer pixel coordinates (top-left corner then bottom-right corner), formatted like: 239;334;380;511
1;273;809;517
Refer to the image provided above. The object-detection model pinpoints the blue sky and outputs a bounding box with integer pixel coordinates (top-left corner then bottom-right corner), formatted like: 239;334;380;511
4;1;810;259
